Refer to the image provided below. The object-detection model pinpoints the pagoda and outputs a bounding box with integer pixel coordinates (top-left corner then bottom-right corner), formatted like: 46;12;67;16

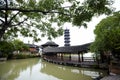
64;29;70;46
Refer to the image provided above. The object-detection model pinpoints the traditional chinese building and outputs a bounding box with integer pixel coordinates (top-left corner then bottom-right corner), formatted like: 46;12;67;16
64;29;70;46
41;29;97;67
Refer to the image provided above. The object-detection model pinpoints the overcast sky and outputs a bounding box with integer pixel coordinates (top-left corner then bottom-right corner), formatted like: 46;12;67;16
20;0;120;46
53;16;106;46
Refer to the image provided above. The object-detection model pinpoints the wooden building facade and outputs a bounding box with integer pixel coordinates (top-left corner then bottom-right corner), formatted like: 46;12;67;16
41;41;98;68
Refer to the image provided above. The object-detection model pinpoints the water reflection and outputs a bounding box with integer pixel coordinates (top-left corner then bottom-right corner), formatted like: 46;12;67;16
0;58;107;80
40;61;107;80
0;58;39;80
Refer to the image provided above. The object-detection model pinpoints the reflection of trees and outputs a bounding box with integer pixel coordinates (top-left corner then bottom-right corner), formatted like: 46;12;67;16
40;61;107;80
0;59;108;80
0;58;39;80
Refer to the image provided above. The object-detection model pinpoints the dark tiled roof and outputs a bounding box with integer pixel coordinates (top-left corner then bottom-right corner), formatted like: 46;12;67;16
41;41;59;47
25;44;38;48
43;43;92;54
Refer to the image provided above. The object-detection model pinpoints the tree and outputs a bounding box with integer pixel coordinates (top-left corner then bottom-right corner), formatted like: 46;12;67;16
0;41;14;54
0;39;28;54
90;11;120;58
0;0;114;41
12;39;29;52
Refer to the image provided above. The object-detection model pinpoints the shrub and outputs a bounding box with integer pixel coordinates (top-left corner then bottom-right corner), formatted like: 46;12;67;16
13;53;37;59
0;53;8;58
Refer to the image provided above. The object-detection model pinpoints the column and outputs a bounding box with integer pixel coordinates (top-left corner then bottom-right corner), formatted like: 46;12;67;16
61;53;63;61
69;53;71;61
81;53;84;62
78;53;81;62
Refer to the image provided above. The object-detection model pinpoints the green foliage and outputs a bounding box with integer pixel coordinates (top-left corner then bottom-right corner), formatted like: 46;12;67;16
0;39;29;54
0;53;8;58
0;41;14;54
13;54;37;59
14;54;28;59
16;0;24;3
0;0;114;41
90;11;120;53
73;0;114;27
73;6;94;27
12;39;29;51
83;0;113;15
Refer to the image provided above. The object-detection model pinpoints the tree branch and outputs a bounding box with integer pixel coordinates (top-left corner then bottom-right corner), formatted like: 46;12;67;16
0;18;4;23
4;0;8;24
0;10;5;14
0;7;69;16
8;11;20;24
12;18;28;26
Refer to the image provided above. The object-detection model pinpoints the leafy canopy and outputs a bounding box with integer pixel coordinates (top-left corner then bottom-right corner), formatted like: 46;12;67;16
0;39;29;54
0;0;114;41
12;39;29;51
0;41;14;54
90;11;120;52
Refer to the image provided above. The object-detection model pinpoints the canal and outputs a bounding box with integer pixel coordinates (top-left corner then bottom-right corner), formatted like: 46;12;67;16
0;58;107;80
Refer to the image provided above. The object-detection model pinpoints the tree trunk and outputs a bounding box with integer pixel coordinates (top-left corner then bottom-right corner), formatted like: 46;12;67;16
0;25;8;41
100;51;104;63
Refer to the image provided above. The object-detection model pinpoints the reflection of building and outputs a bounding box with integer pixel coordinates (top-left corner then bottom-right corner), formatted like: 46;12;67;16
40;61;107;79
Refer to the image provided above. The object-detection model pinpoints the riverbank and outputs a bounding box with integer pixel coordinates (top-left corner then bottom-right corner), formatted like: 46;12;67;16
101;75;120;80
0;53;40;61
0;57;7;61
11;53;40;59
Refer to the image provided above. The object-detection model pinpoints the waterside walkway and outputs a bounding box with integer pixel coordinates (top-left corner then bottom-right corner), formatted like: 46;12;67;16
43;57;98;68
101;75;120;80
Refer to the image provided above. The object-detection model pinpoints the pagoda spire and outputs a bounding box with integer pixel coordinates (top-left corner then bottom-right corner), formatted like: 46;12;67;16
64;29;70;46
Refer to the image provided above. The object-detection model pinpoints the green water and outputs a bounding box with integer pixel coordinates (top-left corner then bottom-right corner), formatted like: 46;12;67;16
0;58;107;80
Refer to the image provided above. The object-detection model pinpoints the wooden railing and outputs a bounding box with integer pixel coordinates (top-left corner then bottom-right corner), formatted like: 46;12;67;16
43;56;98;68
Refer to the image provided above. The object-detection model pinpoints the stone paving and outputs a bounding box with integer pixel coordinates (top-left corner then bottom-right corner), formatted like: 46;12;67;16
101;75;120;80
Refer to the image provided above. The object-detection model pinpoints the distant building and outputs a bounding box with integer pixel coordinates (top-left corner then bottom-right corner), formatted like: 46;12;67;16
41;41;59;48
25;44;39;53
41;41;59;56
41;29;96;68
64;29;70;46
